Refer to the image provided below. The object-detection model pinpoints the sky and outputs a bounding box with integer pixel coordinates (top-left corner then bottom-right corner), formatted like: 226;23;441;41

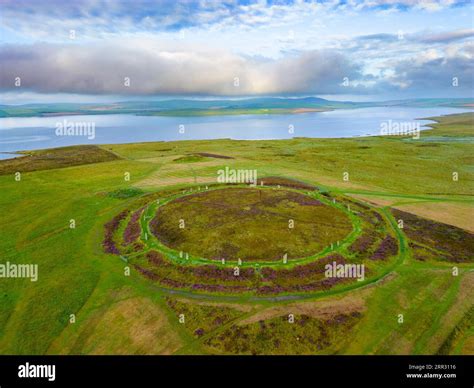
0;0;473;103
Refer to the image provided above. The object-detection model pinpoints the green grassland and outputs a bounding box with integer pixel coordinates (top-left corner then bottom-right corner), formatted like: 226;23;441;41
0;145;120;175
0;113;472;355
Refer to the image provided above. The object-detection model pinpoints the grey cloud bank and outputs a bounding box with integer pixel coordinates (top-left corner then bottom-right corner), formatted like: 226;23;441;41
0;44;363;96
0;0;472;99
0;41;472;97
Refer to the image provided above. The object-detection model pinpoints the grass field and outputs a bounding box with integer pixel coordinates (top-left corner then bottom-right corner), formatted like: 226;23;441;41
0;112;472;355
150;187;352;261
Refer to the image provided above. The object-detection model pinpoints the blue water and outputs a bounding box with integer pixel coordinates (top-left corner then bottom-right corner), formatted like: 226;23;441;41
0;106;470;159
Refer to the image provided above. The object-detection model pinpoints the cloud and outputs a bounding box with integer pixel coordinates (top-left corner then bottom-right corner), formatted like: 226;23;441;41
385;44;474;95
0;43;363;96
353;0;469;12
417;29;474;43
1;37;471;98
0;1;472;99
1;0;470;42
357;33;398;41
357;29;474;44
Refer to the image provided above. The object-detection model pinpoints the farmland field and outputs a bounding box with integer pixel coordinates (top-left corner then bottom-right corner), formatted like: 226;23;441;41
0;113;472;355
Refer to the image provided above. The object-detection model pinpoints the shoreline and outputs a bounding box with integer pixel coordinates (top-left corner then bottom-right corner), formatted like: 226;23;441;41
0;111;471;160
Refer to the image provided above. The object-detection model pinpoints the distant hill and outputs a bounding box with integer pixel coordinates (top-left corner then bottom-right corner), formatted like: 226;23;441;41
0;97;472;117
